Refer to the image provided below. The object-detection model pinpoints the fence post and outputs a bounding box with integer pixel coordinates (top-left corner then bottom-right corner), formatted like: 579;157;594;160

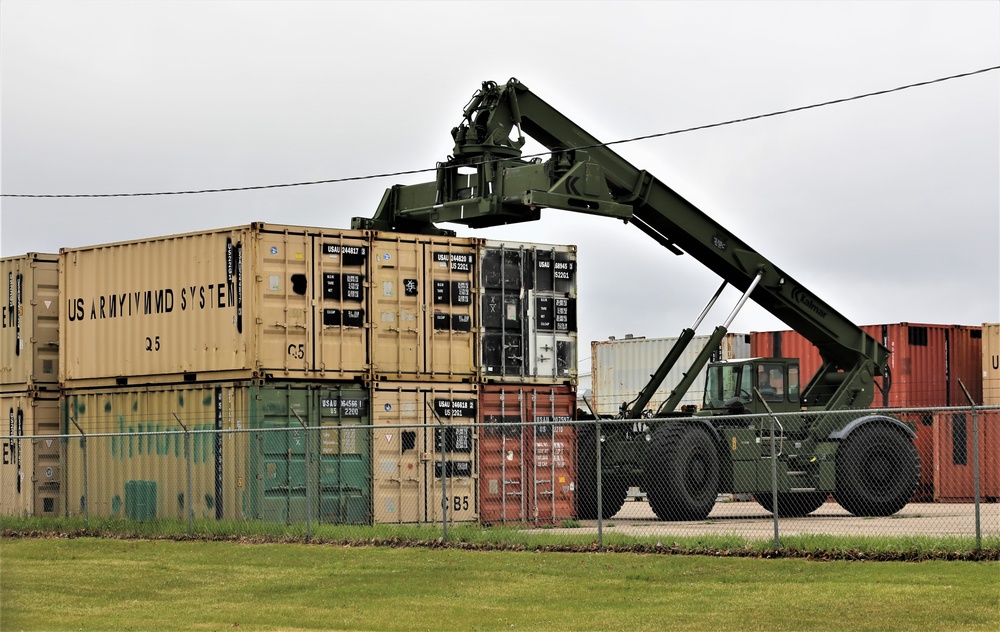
290;410;311;543
755;389;781;551
172;414;194;537
426;402;448;543
69;417;88;530
596;417;603;550
957;380;981;552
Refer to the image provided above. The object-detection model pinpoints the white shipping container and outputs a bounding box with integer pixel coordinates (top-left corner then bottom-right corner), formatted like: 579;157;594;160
590;333;751;416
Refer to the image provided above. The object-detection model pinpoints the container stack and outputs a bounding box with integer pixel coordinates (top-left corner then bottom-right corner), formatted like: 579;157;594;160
476;241;578;526
3;224;582;526
59;224;374;524
1;254;62;517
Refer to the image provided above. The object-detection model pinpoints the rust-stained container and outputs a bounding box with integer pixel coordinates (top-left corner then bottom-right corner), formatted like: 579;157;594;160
480;241;578;384
983;323;1000;406
932;409;1000;502
1;391;61;516
60;224;370;387
370;381;477;524
590;333;750;416
1;254;60;393
751;323;983;408
369;234;478;382
478;384;576;525
62;381;372;524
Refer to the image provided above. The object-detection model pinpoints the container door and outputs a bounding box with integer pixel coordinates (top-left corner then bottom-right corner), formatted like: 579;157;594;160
425;243;477;379
479;387;526;524
371;239;423;378
527;387;577;524
426;393;478;524
313;235;370;379
371;387;423;523
258;231;313;376
257;387;310;524
316;387;372;525
480;246;529;381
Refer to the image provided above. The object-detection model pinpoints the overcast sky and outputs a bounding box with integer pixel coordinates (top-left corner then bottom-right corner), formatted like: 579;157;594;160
2;1;998;361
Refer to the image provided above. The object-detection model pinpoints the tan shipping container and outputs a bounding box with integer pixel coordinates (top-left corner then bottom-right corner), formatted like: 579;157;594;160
370;234;477;382
1;391;61;516
370;381;478;524
1;254;59;392
60;224;370;386
984;323;1000;406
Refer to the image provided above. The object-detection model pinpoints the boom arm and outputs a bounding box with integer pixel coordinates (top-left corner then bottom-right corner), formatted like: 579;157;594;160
352;78;889;411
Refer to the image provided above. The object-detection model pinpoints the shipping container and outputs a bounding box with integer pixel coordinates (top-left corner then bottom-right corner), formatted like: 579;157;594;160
480;241;578;384
590;333;751;416
478;384;576;525
370;381;478;524
1;254;59;393
984;323;1000;406
750;323;984;408
60;224;370;387
932;410;1000;502
1;391;61;516
370;234;478;382
62;381;371;524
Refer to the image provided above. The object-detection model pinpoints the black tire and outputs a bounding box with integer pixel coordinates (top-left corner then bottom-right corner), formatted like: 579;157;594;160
576;425;628;520
834;423;919;517
754;491;828;517
645;422;720;521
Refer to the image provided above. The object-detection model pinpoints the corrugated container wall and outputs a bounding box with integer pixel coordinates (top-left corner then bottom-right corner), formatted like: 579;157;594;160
1;391;61;516
1;254;60;392
590;333;751;416
370;234;478;382
62;381;372;524
60;224;370;387
932;409;1000;502
478;384;576;525
983;323;1000;406
480;241;577;384
750;323;983;408
370;382;478;524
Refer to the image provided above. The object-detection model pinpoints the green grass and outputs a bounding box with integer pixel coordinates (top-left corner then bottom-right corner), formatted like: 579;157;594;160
2;537;997;631
3;515;998;560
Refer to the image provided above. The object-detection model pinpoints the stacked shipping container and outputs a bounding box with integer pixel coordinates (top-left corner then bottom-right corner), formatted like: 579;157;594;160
24;225;580;526
1;254;62;517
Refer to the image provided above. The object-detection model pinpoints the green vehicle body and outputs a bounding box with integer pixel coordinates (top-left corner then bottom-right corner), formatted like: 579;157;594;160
353;79;919;521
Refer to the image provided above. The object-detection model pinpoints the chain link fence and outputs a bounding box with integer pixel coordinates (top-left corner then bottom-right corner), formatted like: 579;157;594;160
3;405;997;550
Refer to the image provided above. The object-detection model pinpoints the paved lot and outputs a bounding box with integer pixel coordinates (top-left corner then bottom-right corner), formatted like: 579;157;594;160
566;501;1000;540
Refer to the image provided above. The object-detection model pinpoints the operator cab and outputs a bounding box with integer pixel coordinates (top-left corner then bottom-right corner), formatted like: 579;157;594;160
702;358;800;414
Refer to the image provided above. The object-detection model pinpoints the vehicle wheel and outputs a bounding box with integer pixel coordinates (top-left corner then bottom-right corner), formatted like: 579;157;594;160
645;422;720;521
754;491;827;516
834;423;919;517
576;425;628;520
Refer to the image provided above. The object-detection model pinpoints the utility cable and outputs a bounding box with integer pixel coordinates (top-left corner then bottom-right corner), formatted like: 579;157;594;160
3;65;997;199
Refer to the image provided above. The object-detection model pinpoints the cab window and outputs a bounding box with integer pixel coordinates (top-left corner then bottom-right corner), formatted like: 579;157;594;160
756;364;785;402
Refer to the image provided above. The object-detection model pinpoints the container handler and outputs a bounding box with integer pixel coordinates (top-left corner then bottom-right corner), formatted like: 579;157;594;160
353;78;919;521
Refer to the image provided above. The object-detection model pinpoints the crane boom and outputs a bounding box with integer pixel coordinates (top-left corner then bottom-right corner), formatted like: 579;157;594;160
353;78;889;411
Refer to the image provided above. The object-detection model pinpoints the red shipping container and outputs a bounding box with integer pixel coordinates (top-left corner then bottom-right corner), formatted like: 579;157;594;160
932;410;1000;502
750;323;983;408
479;385;576;525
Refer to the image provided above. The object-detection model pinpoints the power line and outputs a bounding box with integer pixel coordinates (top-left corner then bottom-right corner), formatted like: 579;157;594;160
3;65;997;199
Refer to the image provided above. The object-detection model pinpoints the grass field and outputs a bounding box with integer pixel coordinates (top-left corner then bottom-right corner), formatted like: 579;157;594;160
2;537;997;631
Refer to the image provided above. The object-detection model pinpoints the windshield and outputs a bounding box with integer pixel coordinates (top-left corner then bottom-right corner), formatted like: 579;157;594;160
704;363;754;409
